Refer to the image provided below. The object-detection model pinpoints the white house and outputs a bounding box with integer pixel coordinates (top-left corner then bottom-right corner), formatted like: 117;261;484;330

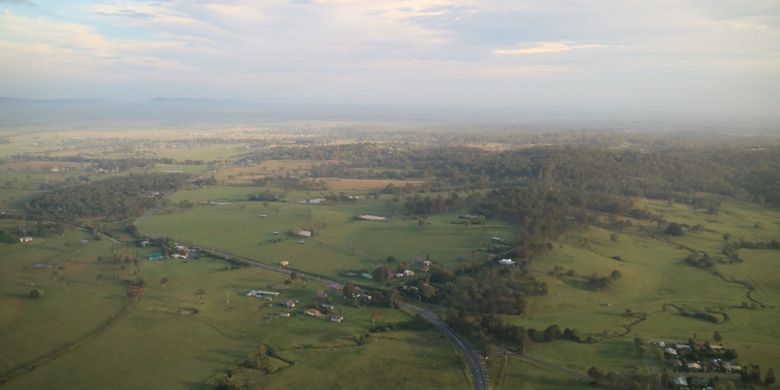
19;236;33;243
498;258;515;265
358;215;387;221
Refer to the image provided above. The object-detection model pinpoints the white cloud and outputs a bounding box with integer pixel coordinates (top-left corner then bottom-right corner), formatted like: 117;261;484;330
0;1;778;114
494;42;609;56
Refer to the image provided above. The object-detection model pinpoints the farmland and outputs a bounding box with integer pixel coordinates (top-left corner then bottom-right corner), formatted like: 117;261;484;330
0;129;778;390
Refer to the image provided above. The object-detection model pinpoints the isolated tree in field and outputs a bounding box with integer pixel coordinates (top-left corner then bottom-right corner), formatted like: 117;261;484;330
29;288;44;298
290;271;298;282
722;233;731;242
587;367;604;384
713;330;722;342
664;222;686;236
543;324;561;342
766;368;775;386
160;277;169;287
610;233;618;242
194;288;206;304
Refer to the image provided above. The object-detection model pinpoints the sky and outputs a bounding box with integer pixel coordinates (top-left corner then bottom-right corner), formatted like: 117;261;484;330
1;0;779;118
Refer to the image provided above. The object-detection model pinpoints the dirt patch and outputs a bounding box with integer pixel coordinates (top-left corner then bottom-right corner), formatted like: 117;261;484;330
217;160;337;184
179;307;199;315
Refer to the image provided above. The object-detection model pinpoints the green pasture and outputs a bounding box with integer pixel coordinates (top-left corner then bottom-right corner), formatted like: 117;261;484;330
1;228;468;389
508;200;780;379
140;189;515;278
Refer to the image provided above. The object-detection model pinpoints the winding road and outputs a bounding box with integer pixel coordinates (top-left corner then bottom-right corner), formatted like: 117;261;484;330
185;245;489;390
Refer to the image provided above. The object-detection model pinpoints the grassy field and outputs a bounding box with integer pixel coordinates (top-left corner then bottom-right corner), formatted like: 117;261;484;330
2;131;779;390
509;199;780;380
138;185;780;384
139;188;515;278
0;232;469;389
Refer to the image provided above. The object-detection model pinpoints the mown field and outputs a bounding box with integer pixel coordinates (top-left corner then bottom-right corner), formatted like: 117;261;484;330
138;186;516;279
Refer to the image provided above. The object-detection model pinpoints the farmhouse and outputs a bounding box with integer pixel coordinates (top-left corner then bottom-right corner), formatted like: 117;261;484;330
676;344;692;352
498;258;515;265
280;300;296;308
246;289;281;297
686;362;702;371
723;363;742;373
304;309;322;318
280;260;289;267
358;215;387;221
295;230;312;238
299;198;325;205
19;236;33;243
330;315;344;323
665;347;678;356
672;376;688;389
279;312;291;318
403;269;415;277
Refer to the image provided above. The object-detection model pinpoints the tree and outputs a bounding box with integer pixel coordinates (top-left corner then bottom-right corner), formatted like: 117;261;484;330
290;271;298;282
610;233;619;242
766;368;775;386
587;367;604;384
29;288;44;298
343;282;356;298
664;222;686;236
96;273;103;285
160;277;169;287
634;337;647;357
370;311;382;324
543;324;561;342
713;330;722;342
372;266;393;284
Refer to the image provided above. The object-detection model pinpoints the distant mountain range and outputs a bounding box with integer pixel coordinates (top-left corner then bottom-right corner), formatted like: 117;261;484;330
0;97;776;133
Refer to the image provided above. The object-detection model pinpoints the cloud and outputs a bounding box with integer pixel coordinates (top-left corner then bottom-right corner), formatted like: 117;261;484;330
0;0;35;6
0;0;778;115
493;42;609;56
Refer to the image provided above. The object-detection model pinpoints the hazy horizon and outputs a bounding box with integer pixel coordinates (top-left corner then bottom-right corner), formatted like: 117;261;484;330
1;0;779;124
